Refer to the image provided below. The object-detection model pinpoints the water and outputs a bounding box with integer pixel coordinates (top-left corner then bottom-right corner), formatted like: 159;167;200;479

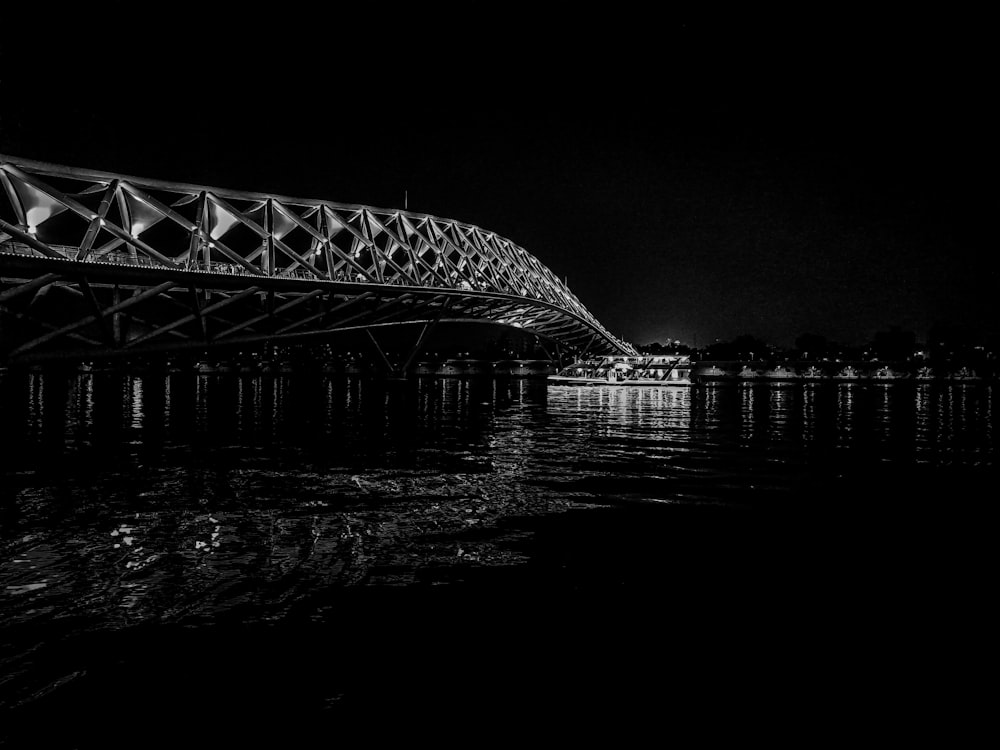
1;373;995;743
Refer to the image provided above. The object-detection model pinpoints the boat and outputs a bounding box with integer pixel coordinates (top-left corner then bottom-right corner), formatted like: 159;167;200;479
950;367;981;382
871;365;906;381
548;355;692;386
762;365;799;381
833;365;860;380
436;359;491;376
493;360;553;378
693;364;734;381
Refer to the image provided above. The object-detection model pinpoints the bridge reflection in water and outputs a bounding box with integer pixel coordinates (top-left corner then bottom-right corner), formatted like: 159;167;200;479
0;155;634;367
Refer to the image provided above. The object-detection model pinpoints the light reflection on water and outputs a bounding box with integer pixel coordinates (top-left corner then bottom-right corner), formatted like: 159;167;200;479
768;383;792;442
740;384;755;445
836;383;855;448
0;374;996;628
0;370;996;736
802;383;817;443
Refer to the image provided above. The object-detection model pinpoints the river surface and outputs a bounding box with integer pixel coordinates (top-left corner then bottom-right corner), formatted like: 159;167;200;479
1;373;995;743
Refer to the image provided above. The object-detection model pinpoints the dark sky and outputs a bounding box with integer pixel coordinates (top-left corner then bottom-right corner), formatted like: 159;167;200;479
2;7;995;347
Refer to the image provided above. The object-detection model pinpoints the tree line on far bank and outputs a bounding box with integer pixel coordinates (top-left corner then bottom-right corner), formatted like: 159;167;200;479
641;324;999;369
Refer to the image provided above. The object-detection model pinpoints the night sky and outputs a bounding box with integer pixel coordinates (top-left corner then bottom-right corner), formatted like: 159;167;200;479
2;8;994;348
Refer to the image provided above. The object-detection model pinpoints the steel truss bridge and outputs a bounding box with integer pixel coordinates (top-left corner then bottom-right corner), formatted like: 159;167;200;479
0;155;635;368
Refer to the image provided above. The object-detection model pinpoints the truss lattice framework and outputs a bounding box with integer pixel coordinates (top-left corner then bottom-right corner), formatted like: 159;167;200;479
0;155;636;360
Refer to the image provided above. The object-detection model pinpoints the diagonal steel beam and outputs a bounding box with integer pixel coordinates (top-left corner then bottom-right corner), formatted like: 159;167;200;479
127;286;263;347
0;273;62;304
115;182;262;275
79;277;114;346
400;298;452;373
272;236;325;279
190;285;207;341
213;289;323;340
206;192;268;239
27;276;194;349
77;181;118;260
273;291;374;335
0;219;65;259
157;286;264;336
366;329;394;372
8;281;176;356
365;210;408;248
324;294;414;332
344;294;418;329
1;166;182;269
0;170;27;226
0;301;102;348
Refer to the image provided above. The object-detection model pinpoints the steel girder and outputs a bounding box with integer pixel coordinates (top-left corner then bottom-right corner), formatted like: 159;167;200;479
0;155;636;364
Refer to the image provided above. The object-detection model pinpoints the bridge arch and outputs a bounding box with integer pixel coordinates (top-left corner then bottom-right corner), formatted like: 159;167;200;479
0;155;636;364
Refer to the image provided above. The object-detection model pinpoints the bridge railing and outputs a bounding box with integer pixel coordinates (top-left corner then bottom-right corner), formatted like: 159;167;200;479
1;240;530;287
